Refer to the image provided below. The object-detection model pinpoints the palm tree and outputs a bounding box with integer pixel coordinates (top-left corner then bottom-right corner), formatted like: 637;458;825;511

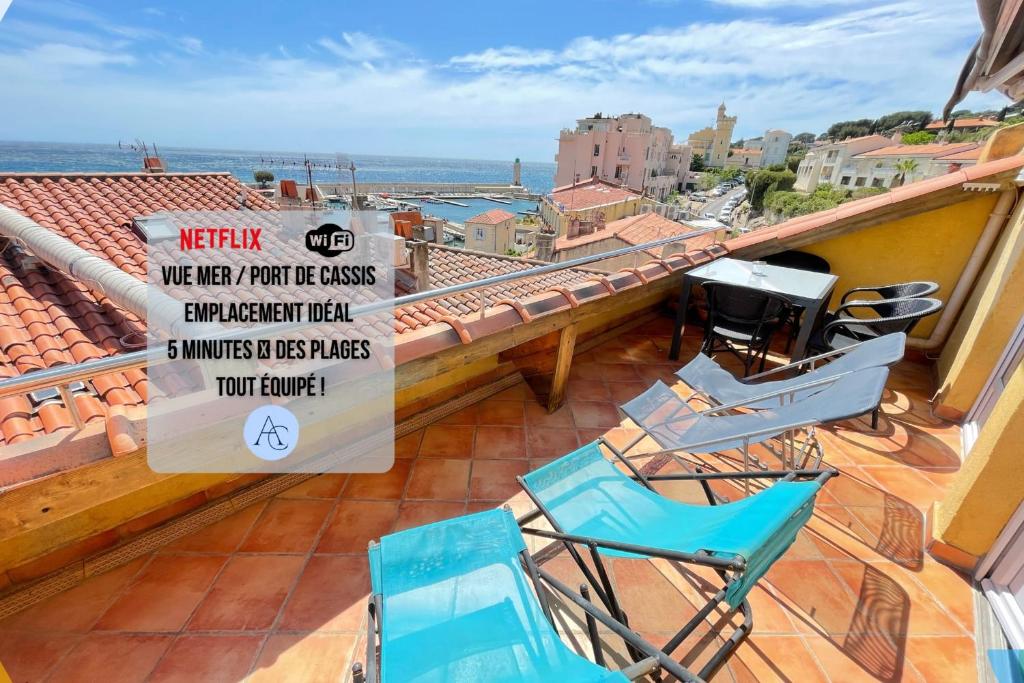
894;159;919;187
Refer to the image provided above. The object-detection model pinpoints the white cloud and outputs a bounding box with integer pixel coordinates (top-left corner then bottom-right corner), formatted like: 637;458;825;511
317;32;402;63
0;0;1008;160
450;47;557;71
27;43;135;67
181;36;202;55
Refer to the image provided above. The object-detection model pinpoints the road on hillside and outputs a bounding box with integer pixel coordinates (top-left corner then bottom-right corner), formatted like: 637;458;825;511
699;186;746;224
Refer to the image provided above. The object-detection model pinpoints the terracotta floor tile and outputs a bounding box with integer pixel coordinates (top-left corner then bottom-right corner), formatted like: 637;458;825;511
605;380;648;404
0;556;147;633
473;425;527;459
524;401;575;428
569;362;606;381
147;634;262;683
341;460;412;500
526;427;580;459
277;474;348;499
239;499;332;553
160;502;267;554
470;459;530;501
903;560;975;633
393;501;467;532
566;378;611;401
317;500;400;554
187;555;305;631
859;467;945;512
404;459;470;500
44;633;170;683
394;430;424;457
725;635;828;682
417;425;475;458
764;560;861;637
435;405;479;425
611;559;701;633
570;401;623;429
491;383;531;401
249;633;356;683
596;363;641;382
476;398;526;426
95;556;226;632
0;631;81;682
829;561;965;636
278;556;370;632
804;632;911;682
904;635;977;682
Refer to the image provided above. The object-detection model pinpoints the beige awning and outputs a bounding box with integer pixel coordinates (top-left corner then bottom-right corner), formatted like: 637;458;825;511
945;0;1024;119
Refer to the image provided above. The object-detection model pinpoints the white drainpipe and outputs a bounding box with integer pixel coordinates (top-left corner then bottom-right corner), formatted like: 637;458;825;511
0;204;192;338
908;187;1019;351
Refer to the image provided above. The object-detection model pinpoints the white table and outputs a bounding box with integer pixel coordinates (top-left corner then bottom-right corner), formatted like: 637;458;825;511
669;257;838;362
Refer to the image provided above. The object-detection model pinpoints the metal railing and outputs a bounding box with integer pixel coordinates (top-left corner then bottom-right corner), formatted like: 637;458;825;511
0;225;725;412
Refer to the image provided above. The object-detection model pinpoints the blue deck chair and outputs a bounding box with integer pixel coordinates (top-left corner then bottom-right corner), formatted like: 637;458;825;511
617;366;890;472
676;332;905;429
517;441;837;682
354;507;704;683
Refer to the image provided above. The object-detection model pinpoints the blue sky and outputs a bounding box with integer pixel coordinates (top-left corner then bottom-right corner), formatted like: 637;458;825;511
0;0;1009;162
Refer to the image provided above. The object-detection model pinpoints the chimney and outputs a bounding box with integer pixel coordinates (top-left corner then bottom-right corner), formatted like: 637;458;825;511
534;231;555;262
143;156;166;173
408;239;430;291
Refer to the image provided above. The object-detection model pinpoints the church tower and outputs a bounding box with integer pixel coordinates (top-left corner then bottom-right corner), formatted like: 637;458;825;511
710;103;737;168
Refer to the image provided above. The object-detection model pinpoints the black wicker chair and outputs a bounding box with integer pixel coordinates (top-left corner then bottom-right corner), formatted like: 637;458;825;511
839;281;939;305
764;251;831;351
764;250;831;274
812;297;944;351
700;281;792;376
809;297;943;428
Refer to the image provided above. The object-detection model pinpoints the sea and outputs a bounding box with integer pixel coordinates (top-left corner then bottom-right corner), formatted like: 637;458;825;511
0;140;553;224
0;140;556;195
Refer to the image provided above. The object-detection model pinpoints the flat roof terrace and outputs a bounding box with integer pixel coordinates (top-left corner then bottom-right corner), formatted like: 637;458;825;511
0;316;976;682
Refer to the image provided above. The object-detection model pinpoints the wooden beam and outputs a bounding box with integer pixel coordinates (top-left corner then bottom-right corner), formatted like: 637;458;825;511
547;323;578;413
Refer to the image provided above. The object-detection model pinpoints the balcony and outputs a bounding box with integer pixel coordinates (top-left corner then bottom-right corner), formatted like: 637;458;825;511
0;317;976;681
4;135;1024;681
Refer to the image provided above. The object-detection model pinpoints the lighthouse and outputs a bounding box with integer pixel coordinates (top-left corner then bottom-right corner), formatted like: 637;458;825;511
513;158;522;187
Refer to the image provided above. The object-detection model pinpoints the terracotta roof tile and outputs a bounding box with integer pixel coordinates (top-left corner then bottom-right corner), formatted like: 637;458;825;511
856;143;977;158
465;209;516;225
554;212;719;255
548;178;642;211
0;172;275;446
925;118;1000;129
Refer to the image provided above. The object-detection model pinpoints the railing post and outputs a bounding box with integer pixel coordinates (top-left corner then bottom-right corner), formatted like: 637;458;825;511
547;323;578;413
57;383;84;429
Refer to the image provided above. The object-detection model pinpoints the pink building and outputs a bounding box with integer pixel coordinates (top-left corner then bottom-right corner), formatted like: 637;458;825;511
554;113;691;202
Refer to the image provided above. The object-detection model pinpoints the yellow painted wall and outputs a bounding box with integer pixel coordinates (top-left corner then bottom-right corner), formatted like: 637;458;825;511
933;357;1024;556
802;192;1001;339
935;195;1024;413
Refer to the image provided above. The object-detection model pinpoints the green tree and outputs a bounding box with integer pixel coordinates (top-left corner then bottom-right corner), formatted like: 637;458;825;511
825;119;874;141
793;132;817;144
253;170;274;188
900;131;936;145
785;150;806;173
746;168;796;212
689;155;706;172
874;110;933;133
893;159;919;186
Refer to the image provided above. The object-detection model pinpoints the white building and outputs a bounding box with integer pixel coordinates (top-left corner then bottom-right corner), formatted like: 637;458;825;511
794;135;891;192
796;137;981;191
760;129;793;168
554;113;692;202
843;143;981;189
